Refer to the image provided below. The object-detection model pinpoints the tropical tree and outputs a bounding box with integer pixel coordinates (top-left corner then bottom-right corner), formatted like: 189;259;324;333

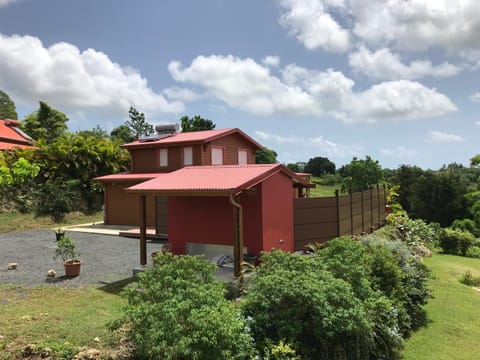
110;124;134;143
125;106;154;138
0;89;18;119
255;147;278;164
305;156;335;176
340;156;383;192
180;115;216;132
21;101;68;144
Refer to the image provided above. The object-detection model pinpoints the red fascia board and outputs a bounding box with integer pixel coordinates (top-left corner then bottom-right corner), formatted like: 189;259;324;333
92;173;161;182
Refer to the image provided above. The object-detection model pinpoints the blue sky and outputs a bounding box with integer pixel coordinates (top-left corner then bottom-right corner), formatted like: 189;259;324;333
0;0;479;170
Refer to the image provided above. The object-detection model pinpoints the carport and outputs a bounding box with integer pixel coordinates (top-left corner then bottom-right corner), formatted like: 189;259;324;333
126;164;308;276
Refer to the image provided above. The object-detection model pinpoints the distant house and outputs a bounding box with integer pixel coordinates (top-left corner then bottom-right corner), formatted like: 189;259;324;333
94;126;264;229
0;119;35;150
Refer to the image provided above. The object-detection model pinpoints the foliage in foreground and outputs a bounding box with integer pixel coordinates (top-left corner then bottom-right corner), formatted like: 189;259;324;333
120;254;255;360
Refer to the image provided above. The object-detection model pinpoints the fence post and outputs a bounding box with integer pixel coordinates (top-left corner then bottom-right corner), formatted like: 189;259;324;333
349;190;353;235
361;190;365;234
370;187;374;232
335;190;340;237
377;184;381;227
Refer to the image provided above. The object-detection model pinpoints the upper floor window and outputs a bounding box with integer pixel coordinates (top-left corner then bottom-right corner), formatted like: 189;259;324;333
211;147;224;165
159;148;168;167
183;146;193;166
238;149;248;165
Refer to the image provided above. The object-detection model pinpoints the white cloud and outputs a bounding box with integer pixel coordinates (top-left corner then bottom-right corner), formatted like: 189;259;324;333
278;0;351;53
0;34;184;120
163;87;201;102
349;46;461;80
352;80;457;121
0;0;19;7
380;146;420;159
427;130;464;143
262;56;280;67
469;92;480;103
278;0;480;64
255;130;302;143
350;0;480;53
169;54;457;122
255;130;356;158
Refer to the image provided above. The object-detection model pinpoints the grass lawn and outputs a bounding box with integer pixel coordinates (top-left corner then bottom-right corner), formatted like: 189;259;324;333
0;211;103;234
402;254;480;360
0;284;127;359
309;177;341;197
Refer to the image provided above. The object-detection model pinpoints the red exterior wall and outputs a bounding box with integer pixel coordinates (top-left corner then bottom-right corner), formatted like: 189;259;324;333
260;174;295;253
166;172;294;258
167;196;234;255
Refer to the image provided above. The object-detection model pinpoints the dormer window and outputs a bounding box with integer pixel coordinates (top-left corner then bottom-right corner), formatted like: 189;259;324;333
159;148;168;167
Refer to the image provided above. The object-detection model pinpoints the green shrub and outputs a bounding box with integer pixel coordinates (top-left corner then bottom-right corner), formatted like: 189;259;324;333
466;246;480;259
459;271;480;287
389;215;441;249
34;177;80;221
440;228;476;256
121;254;255;359
451;218;479;236
243;250;403;359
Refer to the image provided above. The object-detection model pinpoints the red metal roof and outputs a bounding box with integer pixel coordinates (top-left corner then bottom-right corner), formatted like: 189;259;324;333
122;128;263;150
0;119;35;150
93;172;163;182
126;164;308;195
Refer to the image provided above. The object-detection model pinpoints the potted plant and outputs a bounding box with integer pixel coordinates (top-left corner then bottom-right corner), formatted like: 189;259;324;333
53;235;82;276
55;226;65;241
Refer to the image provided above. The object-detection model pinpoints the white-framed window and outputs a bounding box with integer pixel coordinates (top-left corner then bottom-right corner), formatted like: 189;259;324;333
183;146;193;166
238;149;248;165
211;147;224;165
159;148;168;167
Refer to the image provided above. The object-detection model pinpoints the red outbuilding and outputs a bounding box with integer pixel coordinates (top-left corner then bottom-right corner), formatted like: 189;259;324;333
0;119;35;150
126;164;308;276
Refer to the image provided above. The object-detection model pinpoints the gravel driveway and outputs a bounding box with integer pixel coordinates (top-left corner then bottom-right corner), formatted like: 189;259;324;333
0;229;166;287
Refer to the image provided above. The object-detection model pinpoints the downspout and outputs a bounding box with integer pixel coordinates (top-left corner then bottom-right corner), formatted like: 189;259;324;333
229;192;244;277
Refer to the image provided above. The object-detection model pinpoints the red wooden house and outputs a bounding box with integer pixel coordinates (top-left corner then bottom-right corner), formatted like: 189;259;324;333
94;127;263;230
0;119;35;150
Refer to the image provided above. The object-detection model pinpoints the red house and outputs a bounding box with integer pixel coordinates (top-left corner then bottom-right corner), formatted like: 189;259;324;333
126;164;308;275
0;119;35;150
94;127;263;230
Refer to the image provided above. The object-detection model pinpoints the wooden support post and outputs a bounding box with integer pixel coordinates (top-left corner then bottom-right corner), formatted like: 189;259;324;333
370;187;374;232
139;195;147;266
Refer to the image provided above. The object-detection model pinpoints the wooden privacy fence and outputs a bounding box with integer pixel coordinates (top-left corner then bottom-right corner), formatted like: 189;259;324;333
294;185;387;251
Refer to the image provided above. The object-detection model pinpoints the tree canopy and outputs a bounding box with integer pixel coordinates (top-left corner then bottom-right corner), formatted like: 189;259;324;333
305;156;336;176
255;147;278;164
21;101;68;144
0;89;18;120
110;124;134;143
125;106;154;138
180;115;216;132
340;156;383;192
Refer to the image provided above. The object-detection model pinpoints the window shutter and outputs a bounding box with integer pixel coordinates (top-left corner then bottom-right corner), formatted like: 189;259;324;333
211;147;224;165
159;148;168;167
238;150;248;165
184;147;193;166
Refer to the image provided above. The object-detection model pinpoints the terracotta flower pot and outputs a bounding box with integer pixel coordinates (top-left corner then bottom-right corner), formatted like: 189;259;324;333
64;260;82;277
